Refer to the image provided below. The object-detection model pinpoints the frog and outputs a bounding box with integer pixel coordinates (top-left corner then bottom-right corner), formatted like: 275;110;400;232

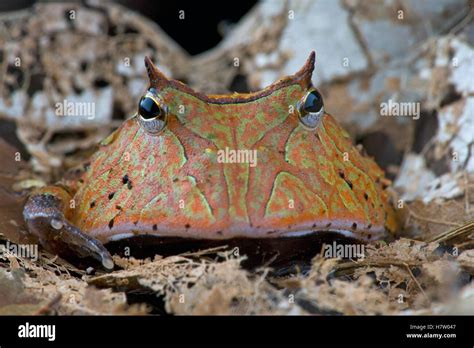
23;51;399;270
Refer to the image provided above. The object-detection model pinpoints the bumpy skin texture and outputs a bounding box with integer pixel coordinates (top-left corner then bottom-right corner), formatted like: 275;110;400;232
23;52;398;269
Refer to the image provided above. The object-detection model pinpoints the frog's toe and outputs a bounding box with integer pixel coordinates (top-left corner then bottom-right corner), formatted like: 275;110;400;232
23;194;114;270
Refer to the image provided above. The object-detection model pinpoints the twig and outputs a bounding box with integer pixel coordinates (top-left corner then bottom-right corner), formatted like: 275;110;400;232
463;171;474;215
332;259;430;303
333;259;422;276
180;245;230;257
455;240;474;250
448;7;474;35
465;171;470;213
409;210;462;228
427;219;474;243
404;263;430;305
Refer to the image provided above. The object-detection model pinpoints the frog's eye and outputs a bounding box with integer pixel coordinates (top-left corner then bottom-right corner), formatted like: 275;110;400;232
297;89;324;129
138;96;163;119
137;92;168;134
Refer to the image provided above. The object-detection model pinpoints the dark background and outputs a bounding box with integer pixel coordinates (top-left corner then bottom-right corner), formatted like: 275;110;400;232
0;0;257;55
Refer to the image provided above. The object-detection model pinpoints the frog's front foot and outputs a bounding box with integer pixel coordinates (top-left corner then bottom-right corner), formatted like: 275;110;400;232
23;191;114;270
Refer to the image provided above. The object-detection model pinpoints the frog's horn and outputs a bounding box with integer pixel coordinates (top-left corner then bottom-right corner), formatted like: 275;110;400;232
294;51;315;87
144;56;169;88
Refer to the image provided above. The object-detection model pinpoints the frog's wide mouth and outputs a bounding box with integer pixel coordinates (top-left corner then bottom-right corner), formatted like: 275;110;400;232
103;228;378;243
88;219;385;245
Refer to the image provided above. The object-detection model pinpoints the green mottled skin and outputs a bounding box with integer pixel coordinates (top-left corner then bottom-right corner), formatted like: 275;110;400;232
28;52;398;246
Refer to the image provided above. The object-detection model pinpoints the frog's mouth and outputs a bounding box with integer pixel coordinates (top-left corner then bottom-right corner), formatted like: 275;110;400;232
90;218;385;246
85;220;385;270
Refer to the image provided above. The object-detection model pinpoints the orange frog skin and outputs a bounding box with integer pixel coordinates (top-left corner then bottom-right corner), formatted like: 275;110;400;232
23;52;398;269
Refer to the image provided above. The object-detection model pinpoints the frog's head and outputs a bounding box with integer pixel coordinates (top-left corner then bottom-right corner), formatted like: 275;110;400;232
138;51;322;135
87;52;397;244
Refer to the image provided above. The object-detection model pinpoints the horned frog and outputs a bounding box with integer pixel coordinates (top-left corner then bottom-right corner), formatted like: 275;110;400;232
23;52;398;269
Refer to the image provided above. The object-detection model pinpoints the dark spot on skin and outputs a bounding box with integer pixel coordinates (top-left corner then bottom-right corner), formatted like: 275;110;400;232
338;171;353;189
173;178;179;183
152;224;157;231
108;192;115;200
364;193;369;200
90;201;96;208
133;221;138;225
108;218;114;229
216;231;222;235
312;223;316;228
368;233;372;239
326;222;332;228
115;205;122;210
185;224;191;229
367;223;372;229
352;223;357;230
122;175;129;184
382;183;388;190
127;181;133;190
78;179;84;184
